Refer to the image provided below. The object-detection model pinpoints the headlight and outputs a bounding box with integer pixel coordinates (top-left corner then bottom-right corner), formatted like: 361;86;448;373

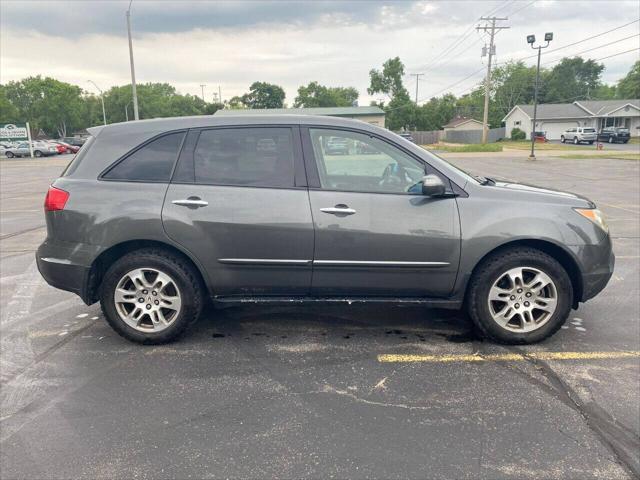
574;208;608;232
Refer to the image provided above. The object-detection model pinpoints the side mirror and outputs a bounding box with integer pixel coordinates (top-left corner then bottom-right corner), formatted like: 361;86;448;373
420;174;446;197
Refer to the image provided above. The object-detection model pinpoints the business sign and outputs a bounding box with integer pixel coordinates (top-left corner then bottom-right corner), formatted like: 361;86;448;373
0;123;29;142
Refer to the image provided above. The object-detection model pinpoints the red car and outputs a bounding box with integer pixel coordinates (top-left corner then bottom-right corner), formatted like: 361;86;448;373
54;141;80;154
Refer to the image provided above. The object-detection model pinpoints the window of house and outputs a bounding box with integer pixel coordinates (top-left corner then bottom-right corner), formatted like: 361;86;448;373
514;121;521;126
193;127;295;188
102;131;185;182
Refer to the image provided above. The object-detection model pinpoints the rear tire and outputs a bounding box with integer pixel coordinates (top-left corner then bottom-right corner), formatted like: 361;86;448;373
100;248;204;344
5;151;14;158
34;150;42;157
573;137;578;144
560;136;565;143
609;137;613;144
588;141;594;145
467;247;573;344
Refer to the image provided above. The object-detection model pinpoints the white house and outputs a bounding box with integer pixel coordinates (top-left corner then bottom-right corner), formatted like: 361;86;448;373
216;106;386;127
502;99;640;140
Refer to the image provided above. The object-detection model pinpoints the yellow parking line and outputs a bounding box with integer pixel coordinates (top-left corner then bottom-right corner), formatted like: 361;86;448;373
377;351;640;363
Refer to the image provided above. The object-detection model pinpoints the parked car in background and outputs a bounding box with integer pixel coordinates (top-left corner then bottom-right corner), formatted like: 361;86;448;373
56;141;80;154
50;142;67;154
597;127;630;144
560;127;597;145
37;115;613;346
533;131;548;142
59;137;86;147
398;132;415;143
325;137;349;155
4;142;57;158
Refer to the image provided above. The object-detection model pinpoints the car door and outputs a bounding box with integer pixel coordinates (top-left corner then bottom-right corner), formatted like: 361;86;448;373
302;127;461;297
162;126;314;296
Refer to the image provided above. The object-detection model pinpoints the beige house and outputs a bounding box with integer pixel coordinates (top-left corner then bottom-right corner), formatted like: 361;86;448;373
503;99;640;140
443;117;484;132
216;106;386;127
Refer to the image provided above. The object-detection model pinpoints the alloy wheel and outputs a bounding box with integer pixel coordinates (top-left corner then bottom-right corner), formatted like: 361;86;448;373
487;266;558;333
114;268;182;332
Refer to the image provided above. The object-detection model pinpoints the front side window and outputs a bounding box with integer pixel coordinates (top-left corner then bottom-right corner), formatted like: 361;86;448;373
309;128;426;194
193;127;295;188
103;131;185;182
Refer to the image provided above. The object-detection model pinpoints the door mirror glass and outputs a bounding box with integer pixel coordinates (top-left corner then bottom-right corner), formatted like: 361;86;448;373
420;174;446;197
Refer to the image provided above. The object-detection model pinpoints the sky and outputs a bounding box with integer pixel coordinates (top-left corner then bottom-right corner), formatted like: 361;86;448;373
1;0;639;105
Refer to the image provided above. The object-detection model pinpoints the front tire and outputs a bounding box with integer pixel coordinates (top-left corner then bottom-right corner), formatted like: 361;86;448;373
5;151;14;158
609;137;613;144
34;150;43;157
573;137;579;145
100;248;204;344
560;136;565;143
467;247;573;344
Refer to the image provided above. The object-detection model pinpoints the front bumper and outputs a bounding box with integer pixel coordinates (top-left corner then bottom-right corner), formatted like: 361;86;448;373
578;234;615;302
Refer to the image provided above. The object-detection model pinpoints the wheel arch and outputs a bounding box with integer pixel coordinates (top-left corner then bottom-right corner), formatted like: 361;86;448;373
85;239;210;304
466;239;583;308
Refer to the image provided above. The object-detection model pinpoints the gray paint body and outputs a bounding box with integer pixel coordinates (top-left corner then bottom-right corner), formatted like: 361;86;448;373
36;114;614;308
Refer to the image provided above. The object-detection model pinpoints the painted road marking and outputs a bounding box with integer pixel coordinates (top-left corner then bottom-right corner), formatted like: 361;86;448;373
378;351;640;363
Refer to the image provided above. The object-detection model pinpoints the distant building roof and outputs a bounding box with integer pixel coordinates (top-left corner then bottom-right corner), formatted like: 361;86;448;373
215;106;384;117
504;99;640;121
442;116;483;128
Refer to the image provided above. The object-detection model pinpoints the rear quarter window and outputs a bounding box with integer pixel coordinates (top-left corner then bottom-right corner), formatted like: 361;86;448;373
61;136;95;177
102;131;186;182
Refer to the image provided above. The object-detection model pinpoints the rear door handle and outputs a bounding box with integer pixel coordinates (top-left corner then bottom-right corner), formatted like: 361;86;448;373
320;205;356;215
172;198;208;208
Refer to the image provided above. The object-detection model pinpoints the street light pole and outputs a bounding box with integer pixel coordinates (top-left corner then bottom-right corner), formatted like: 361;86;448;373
126;0;139;120
88;80;106;125
200;84;206;102
527;32;553;161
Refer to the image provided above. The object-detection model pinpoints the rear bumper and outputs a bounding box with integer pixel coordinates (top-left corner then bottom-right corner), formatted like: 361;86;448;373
36;240;95;304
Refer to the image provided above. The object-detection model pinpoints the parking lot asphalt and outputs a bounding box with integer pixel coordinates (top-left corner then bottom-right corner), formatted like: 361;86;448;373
1;153;639;479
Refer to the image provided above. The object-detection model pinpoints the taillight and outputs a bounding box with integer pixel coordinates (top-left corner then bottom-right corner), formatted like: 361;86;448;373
44;186;69;211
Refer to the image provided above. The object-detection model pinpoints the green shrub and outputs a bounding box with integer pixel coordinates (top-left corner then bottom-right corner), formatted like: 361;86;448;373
511;127;526;140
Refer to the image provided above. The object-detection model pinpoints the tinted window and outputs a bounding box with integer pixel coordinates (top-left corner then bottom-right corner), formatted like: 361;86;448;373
62;135;95;177
309;128;426;194
583;128;596;133
103;132;185;182
194;128;294;188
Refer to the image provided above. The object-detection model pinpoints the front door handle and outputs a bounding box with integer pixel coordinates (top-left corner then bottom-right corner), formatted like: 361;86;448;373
172;197;208;208
320;204;356;215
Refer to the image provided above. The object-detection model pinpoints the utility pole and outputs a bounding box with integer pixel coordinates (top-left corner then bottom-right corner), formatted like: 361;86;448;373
476;17;509;143
410;73;424;104
218;85;222;105
200;84;207;102
126;0;139;120
527;32;553;161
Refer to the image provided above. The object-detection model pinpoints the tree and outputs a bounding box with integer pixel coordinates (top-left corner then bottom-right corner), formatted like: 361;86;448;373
293;81;358;108
0;85;20;123
240;81;286;109
490;61;538;125
616;60;640;99
368;57;413;130
3;76;84;137
542;57;604;103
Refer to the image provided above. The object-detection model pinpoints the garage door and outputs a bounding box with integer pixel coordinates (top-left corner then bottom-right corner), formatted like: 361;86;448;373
539;121;580;140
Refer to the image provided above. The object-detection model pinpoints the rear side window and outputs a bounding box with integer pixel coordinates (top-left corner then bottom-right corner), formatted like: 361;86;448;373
103;131;185;182
193;127;295;188
62;135;95;177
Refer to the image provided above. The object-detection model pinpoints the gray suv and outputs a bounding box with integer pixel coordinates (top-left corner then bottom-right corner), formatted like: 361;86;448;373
37;115;614;345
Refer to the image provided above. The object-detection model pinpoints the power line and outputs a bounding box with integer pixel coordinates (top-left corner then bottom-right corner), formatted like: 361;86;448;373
497;19;640;64
541;35;640;65
412;0;513;72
